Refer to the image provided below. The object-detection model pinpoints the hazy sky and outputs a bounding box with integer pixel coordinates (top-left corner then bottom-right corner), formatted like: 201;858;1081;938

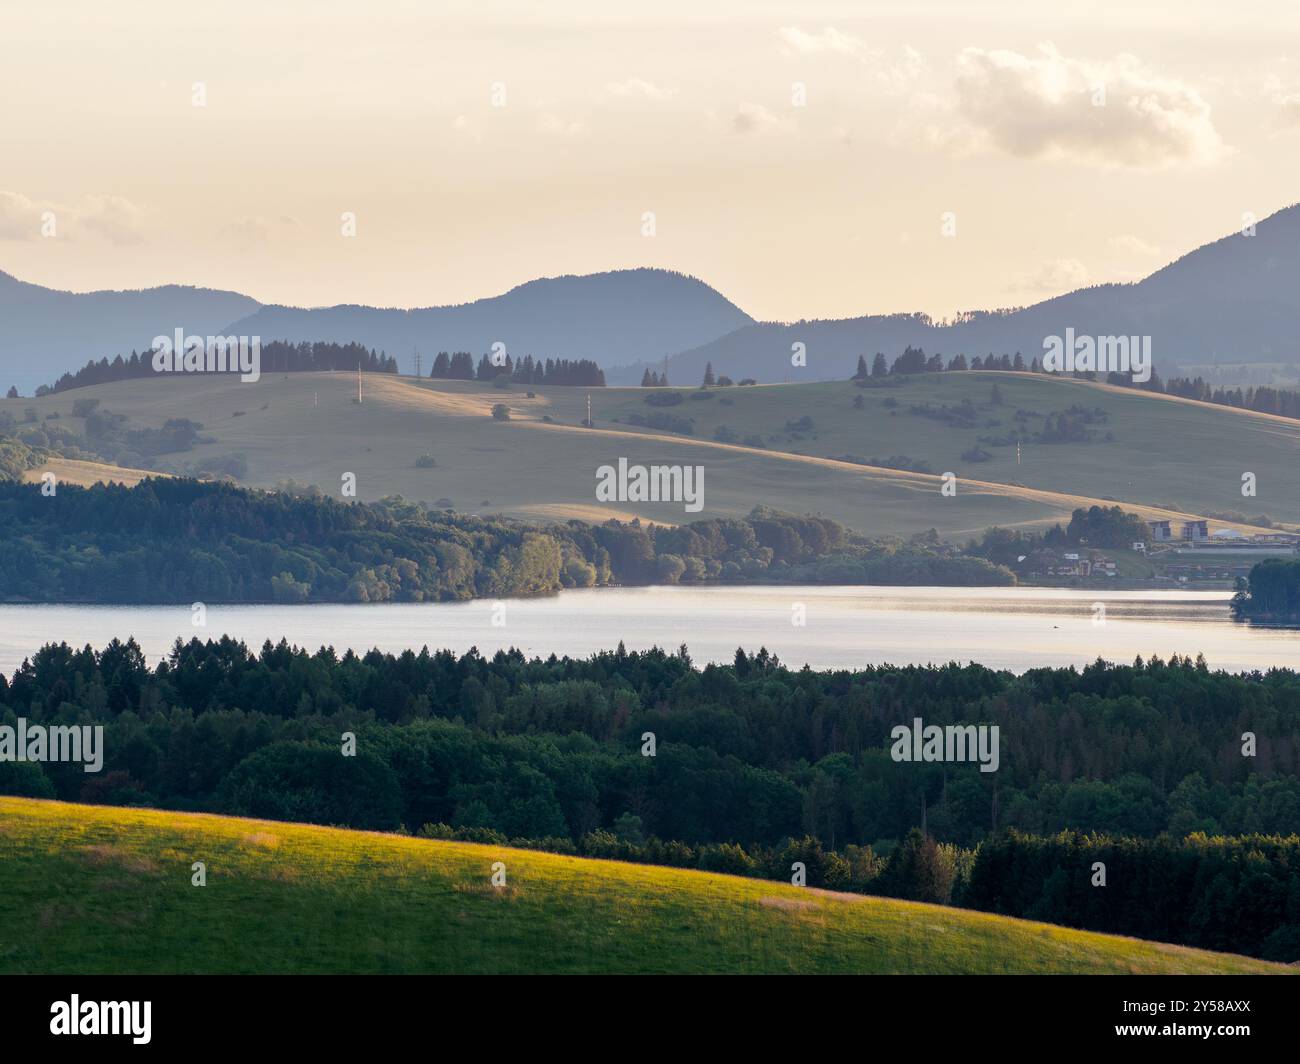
3;0;1299;321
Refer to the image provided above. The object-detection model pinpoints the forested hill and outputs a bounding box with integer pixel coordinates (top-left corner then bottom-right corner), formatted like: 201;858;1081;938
0;478;1011;603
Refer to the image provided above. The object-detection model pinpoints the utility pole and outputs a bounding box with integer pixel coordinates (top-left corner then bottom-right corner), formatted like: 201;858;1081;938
586;393;592;427
356;361;363;404
412;349;421;379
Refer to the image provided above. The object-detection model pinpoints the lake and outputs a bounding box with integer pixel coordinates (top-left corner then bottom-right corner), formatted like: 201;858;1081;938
1;585;1297;675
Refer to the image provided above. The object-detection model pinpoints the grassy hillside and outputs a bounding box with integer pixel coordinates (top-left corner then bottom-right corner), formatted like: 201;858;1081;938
0;798;1287;975
21;456;161;488
2;370;1293;538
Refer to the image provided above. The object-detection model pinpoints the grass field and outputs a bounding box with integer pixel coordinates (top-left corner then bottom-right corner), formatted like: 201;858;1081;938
3;370;1295;539
0;798;1288;975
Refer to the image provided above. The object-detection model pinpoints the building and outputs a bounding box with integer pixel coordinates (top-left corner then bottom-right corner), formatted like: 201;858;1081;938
1148;520;1172;542
1182;520;1209;542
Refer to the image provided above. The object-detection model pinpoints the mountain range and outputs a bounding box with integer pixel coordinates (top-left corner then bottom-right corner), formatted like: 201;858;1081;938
3;204;1299;394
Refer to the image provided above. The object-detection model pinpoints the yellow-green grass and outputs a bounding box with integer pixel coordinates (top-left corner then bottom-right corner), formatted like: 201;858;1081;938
2;371;1292;539
0;797;1287;975
21;456;163;488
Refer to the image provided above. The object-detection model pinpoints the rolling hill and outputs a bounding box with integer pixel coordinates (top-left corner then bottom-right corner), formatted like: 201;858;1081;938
3;369;1294;540
623;203;1300;386
0;797;1286;975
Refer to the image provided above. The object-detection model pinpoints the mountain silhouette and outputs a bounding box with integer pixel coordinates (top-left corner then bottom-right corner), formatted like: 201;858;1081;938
613;204;1300;385
0;268;752;394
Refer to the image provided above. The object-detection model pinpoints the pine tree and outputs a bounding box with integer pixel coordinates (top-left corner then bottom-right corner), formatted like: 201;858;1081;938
854;354;868;380
702;362;716;387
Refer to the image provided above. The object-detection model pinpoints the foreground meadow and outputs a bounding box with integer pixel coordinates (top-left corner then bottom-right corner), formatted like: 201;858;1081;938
0;798;1287;975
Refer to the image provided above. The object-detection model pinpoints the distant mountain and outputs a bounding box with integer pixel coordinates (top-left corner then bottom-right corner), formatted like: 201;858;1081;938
224;269;753;377
0;267;753;396
613;204;1300;386
0;272;260;395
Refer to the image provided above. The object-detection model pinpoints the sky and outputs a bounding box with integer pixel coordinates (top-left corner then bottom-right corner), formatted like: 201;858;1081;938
2;0;1299;321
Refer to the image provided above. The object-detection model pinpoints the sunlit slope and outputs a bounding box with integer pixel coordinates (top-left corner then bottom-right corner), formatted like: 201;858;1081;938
3;371;1292;537
21;457;161;488
0;798;1286;975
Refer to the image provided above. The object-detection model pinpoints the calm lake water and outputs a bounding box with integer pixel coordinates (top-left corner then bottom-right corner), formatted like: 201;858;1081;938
1;586;1297;675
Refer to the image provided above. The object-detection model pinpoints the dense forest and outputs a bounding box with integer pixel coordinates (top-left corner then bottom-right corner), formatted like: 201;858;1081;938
2;640;1297;959
0;478;1011;604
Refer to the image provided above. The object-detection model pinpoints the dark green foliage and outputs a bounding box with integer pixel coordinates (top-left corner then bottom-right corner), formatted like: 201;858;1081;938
965;831;1300;962
1233;558;1300;620
0;479;1013;603
218;741;403;830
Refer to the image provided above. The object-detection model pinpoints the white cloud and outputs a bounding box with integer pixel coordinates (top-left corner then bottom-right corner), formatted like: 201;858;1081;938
1109;233;1161;257
78;195;145;245
604;78;676;102
0;190;145;243
220;215;303;246
731;102;789;135
536;112;585;138
778;26;867;60
0;190;42;240
1011;257;1090;295
946;43;1227;168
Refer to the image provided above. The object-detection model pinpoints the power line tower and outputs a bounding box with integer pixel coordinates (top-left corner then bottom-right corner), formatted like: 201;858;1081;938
356;361;363;404
412;349;421;379
586;392;592;428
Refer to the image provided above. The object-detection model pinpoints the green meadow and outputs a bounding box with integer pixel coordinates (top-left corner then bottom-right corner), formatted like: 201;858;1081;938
0;798;1287;975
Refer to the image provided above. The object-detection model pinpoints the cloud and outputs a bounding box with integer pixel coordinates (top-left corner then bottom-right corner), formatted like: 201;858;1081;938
1267;85;1300;130
731;102;789;135
1109;233;1161;257
946;43;1226;168
220;215;303;246
536;112;585;138
0;190;146;243
778;26;866;60
0;191;42;240
1011;257;1090;295
604;78;676;102
77;194;146;245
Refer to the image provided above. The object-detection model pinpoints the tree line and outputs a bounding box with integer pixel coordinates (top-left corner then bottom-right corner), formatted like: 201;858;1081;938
851;346;1300;423
0;479;1011;604
35;342;398;395
429;353;605;386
